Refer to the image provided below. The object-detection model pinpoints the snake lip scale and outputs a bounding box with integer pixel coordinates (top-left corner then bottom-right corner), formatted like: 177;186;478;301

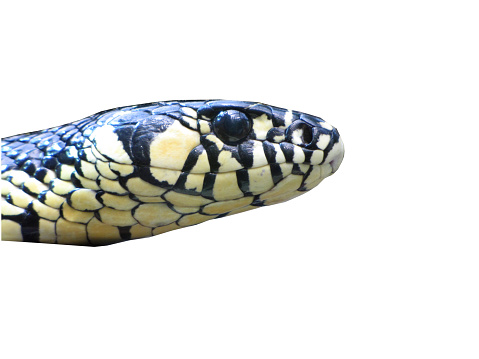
1;100;344;246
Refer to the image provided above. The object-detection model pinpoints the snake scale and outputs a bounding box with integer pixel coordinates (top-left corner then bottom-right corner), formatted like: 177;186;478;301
1;100;344;246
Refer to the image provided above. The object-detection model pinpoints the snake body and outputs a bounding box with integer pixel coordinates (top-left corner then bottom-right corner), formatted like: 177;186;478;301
1;100;344;246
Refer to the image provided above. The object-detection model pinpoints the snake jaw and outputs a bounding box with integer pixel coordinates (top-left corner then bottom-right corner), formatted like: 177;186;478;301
1;100;344;245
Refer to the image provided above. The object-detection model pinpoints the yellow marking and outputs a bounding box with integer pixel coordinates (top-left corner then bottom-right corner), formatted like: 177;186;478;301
130;224;153;239
98;207;137;226
310;150;324;165
95;160;118;179
316;134;331;150
202;196;254;215
91;125;133;164
50;178;76;195
251;140;268;168
7;187;35;208
56;218;89;245
301;166;323;191
100;193;138;210
109;162;135;176
32;200;60;221
189;150;210;173
150;167;181;186
181;116;198;129
183;173;204;192
296;164;310;174
91;144;109;162
150;121;200;170
178;213;214;227
40;169;57;184
247;166;274;195
181;106;197;118
69;189;103;211
61;203;95;224
273;134;285;142
271;143;286;163
57;164;75;180
1;179;15;196
41;191;65;209
80;147;97;163
1;198;25;216
198;120;211;134
73;173;100;190
260;174;304;201
279;163;293;177
98;176;128;195
163;191;212;207
38;219;56;243
212;172;244;201
1;170;13;180
152;222;181;236
252;114;273;140
133;203;181;227
7;170;30;186
79;160;99;180
87;218;121;246
22;177;48;195
284;110;293;127
1;219;22;241
205;134;224;150
125;177;166;196
217;150;242;172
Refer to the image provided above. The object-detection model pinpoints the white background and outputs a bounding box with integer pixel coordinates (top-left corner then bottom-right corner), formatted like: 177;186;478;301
0;1;478;358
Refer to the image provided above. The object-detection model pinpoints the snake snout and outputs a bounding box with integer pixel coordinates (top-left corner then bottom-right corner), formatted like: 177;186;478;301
326;136;344;173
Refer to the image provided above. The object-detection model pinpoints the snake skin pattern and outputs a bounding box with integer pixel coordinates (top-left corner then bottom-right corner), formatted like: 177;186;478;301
1;100;344;246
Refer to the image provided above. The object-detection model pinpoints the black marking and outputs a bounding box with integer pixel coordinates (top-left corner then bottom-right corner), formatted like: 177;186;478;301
236;169;251;195
57;148;76;165
303;149;313;164
201;135;222;172
21;209;41;242
118;227;132;241
262;142;278;164
279;143;295;162
292;164;306;175
33;168;49;183
251;196;265;207
201;173;216;200
136;166;177;190
269;163;283;185
173;172;199;195
182;145;203;173
238;141;255;168
266;128;285;142
42;156;59;170
21;160;36;176
71;172;85;189
298;166;315;192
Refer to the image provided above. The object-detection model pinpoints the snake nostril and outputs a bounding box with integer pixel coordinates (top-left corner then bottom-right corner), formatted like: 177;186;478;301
287;122;314;147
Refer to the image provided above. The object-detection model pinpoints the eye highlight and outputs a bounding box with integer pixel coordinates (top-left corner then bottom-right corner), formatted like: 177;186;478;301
213;110;252;145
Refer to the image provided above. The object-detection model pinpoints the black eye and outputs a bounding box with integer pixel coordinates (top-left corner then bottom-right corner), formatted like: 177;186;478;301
213;110;252;145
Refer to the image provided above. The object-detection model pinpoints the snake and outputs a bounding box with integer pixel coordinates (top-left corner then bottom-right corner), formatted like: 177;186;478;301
1;100;344;246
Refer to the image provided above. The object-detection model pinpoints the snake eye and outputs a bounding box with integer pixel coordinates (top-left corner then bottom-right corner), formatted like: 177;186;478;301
213;110;252;145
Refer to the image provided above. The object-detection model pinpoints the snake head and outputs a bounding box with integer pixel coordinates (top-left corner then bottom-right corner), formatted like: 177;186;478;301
88;100;344;208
